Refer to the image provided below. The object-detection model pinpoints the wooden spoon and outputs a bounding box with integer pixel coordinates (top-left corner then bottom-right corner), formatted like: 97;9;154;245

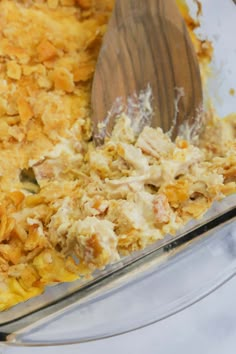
92;0;202;144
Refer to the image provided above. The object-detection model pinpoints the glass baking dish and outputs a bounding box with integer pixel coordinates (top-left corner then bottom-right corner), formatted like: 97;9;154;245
0;196;235;346
0;0;235;347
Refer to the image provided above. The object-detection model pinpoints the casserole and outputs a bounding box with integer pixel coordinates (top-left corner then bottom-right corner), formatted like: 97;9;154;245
0;0;235;346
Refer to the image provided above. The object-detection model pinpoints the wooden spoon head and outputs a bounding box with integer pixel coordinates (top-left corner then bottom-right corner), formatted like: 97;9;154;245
92;0;202;143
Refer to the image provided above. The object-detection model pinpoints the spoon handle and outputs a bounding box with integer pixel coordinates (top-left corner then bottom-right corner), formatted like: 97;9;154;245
92;0;202;141
114;0;183;30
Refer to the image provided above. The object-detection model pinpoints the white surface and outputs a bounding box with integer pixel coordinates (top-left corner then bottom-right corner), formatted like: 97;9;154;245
197;0;236;116
2;276;236;354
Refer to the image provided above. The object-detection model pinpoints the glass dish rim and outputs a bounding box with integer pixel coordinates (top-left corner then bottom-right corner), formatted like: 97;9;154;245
1;199;235;347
